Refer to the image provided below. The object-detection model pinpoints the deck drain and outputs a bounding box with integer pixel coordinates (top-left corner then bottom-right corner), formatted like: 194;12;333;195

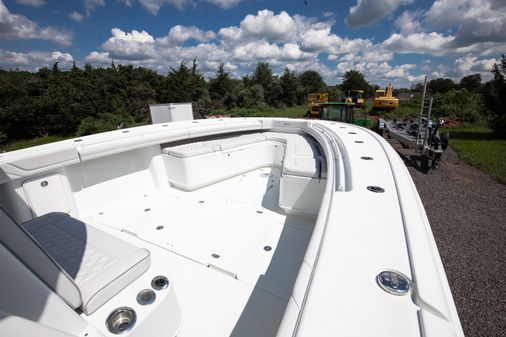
144;208;151;212
348;132;357;134
99;211;104;215
211;253;220;259
198;200;205;204
367;186;385;193
73;139;82;142
156;225;164;230
355;140;364;143
339;126;346;128
256;210;263;214
151;276;169;290
264;246;272;252
361;156;373;160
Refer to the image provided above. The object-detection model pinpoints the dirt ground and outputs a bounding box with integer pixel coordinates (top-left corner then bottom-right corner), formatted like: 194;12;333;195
384;137;506;337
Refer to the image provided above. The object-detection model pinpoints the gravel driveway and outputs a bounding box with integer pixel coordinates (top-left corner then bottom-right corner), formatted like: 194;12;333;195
385;137;506;337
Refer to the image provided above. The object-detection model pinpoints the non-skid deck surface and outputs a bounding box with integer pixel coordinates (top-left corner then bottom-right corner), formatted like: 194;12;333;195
88;167;315;301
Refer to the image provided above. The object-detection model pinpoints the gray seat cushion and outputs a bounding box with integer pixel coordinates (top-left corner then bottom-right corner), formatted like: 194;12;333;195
0;209;81;310
21;212;150;315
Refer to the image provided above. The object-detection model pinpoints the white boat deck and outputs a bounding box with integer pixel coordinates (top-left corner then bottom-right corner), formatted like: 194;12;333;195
84;167;315;336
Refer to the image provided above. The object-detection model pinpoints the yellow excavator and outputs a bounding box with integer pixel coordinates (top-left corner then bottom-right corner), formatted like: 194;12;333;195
373;82;398;111
307;92;329;117
343;90;365;108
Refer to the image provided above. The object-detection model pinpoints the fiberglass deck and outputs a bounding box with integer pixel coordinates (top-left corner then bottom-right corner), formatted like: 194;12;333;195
84;167;315;336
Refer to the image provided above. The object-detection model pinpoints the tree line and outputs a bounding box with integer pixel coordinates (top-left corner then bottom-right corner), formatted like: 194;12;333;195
0;56;505;145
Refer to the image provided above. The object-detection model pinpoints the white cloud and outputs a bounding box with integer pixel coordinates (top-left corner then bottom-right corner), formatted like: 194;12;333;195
0;48;73;70
301;26;371;55
70;11;84;22
15;0;45;7
425;0;506;46
159;25;216;45
102;28;156;60
394;10;422;35
382;32;454;55
455;56;497;76
346;0;414;28
240;10;297;41
0;1;73;45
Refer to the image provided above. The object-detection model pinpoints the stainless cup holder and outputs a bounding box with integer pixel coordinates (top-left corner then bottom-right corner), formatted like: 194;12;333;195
151;275;169;290
106;307;137;334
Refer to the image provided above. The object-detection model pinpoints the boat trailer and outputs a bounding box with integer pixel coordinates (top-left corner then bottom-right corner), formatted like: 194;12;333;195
379;77;449;168
380;117;449;168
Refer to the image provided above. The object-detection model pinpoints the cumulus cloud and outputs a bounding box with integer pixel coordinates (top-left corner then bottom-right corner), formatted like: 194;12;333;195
455;56;497;75
84;51;112;67
158;25;216;45
0;1;72;45
219;10;299;44
394;10;422;35
301;26;371;55
15;0;45;7
0;48;74;70
346;0;413;28
102;28;156;60
425;0;506;46
382;32;454;55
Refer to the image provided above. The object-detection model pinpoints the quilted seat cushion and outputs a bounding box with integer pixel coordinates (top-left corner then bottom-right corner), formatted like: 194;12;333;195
22;212;150;315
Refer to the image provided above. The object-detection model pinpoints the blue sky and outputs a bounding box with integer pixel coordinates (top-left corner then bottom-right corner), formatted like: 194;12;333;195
1;0;505;87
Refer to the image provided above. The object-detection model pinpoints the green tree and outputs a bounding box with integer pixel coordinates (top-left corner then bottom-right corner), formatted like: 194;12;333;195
208;63;234;102
341;70;370;96
484;55;506;136
299;70;326;99
279;68;299;107
251;62;273;91
459;74;482;93
427;78;456;94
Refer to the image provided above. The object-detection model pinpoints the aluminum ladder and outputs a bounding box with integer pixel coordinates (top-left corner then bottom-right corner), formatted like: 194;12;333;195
415;77;433;154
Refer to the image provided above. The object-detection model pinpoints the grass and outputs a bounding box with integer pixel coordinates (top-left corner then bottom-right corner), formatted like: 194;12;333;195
445;125;506;184
0;135;71;153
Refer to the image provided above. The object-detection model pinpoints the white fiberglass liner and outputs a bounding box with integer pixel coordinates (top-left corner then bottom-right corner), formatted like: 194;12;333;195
0;118;464;337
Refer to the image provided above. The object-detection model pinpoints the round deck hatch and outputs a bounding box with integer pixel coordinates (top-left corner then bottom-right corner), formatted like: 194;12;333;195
376;270;410;295
137;289;156;305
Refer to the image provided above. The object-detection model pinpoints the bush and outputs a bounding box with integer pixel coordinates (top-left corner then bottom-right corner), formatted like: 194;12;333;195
432;88;482;124
0;131;7;144
76;114;136;136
